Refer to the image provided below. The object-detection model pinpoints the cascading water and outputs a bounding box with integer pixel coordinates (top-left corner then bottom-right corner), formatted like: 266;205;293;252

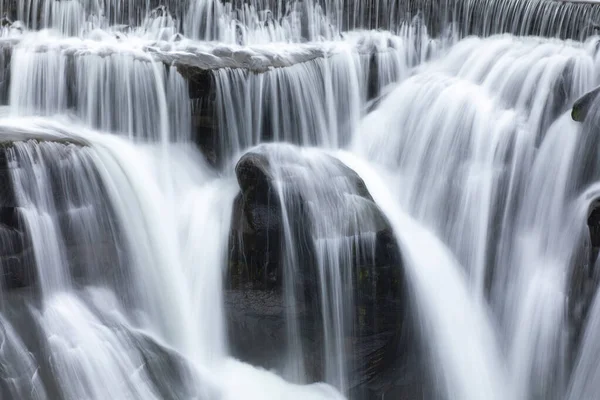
350;33;600;399
8;32;189;141
2;0;600;399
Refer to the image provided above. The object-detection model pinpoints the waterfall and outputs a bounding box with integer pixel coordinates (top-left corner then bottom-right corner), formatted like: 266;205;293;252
337;152;510;400
1;0;600;400
350;33;599;399
0;315;48;399
9;33;189;141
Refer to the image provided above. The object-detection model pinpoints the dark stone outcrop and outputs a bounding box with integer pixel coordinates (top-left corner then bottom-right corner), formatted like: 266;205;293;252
228;151;289;291
567;200;600;373
173;63;219;165
572;85;600;122
588;200;600;253
226;145;427;398
0;42;12;105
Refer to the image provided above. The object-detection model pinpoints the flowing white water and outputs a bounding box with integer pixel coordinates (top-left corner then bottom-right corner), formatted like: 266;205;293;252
9;32;189;142
0;315;48;399
34;293;164;400
212;28;446;162
1;0;600;399
338;152;509;400
348;33;600;399
6;0;600;43
0;117;347;400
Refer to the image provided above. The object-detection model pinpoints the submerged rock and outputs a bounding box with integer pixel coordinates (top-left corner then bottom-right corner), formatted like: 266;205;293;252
226;144;423;398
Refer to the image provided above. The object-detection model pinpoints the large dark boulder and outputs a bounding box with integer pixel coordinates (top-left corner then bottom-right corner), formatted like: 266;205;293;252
226;144;425;398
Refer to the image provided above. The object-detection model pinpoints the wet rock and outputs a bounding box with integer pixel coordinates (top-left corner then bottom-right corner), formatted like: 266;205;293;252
228;191;282;290
567;199;600;372
588;199;600;249
226;146;420;396
0;206;33;290
235;152;271;194
229;148;382;290
0;250;35;289
572;85;600;122
0;43;11;105
171;64;219;165
225;290;288;370
235;150;372;203
131;331;217;400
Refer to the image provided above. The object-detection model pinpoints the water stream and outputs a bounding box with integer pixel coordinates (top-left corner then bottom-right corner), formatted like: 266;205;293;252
0;0;599;399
